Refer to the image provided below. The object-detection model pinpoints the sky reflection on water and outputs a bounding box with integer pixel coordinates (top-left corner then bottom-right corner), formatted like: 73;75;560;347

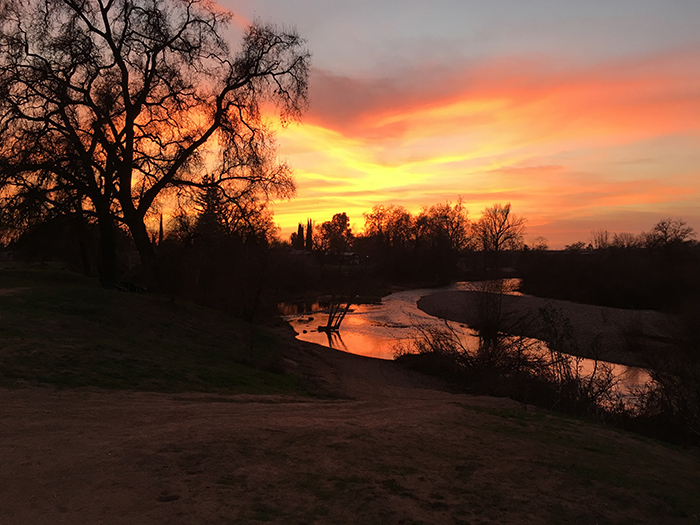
285;284;475;360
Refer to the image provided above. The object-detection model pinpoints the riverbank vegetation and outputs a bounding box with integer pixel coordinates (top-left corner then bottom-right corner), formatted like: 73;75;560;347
397;280;700;446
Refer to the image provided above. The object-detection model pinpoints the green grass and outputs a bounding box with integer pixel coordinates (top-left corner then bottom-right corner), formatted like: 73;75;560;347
459;403;700;521
0;266;309;394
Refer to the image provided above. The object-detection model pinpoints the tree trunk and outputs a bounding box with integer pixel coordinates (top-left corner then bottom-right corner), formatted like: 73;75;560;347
74;202;92;277
125;215;158;290
97;212;117;287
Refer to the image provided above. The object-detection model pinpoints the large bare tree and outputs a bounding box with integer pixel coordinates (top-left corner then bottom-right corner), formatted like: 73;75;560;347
473;202;525;253
0;0;308;285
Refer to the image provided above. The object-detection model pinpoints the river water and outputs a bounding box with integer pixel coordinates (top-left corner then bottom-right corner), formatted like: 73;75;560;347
281;282;650;394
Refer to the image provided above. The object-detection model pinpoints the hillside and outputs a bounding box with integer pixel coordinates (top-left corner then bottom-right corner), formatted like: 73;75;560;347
0;267;307;394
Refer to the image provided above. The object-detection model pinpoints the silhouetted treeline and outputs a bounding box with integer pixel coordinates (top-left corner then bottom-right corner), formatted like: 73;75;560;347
0;197;531;317
5;185;697;321
286;201;525;285
519;220;699;312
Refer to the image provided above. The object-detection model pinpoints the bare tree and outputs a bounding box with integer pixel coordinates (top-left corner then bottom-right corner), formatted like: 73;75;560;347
531;236;549;251
644;218;696;249
0;0;309;286
591;229;611;250
611;232;642;249
472;203;525;252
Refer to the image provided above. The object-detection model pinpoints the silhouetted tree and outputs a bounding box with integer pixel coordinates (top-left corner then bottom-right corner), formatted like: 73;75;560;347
318;213;353;255
291;223;305;250
564;241;588;251
473;203;525;253
531;236;549;251
173;177;278;247
226;194;279;245
611;232;642;249
0;0;308;286
416;199;472;252
0;176;97;274
305;219;313;251
358;201;473;282
412;200;472;281
363;204;414;250
644;218;696;249
194;178;228;242
359;204;414;278
591;229;611;250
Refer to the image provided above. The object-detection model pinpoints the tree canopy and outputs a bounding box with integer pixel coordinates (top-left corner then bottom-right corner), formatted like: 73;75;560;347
0;0;309;285
644;218;696;249
318;212;353;255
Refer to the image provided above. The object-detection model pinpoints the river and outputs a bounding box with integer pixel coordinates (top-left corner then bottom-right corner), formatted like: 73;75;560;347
280;282;650;394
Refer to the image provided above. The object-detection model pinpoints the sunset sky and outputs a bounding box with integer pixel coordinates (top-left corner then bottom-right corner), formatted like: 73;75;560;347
221;0;700;247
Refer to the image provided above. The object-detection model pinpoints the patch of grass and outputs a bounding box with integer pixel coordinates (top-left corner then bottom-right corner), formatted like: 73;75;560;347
457;400;700;521
250;502;284;522
381;478;417;499
0;267;310;394
535;458;698;519
374;464;420;477
216;475;247;487
330;475;372;491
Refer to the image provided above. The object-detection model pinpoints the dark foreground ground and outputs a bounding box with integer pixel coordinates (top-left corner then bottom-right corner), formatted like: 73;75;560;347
1;270;699;524
2;338;700;525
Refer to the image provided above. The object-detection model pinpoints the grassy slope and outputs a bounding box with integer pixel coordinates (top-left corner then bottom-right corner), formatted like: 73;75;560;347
243;405;700;524
0;267;307;394
452;404;700;523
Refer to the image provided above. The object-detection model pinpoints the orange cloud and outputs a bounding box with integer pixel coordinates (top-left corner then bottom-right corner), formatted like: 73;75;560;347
307;49;699;141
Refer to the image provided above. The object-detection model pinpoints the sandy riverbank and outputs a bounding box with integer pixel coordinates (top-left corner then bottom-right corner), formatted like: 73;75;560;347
417;290;680;368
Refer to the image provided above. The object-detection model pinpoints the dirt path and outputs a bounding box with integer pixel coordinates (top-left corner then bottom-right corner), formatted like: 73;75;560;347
1;338;699;524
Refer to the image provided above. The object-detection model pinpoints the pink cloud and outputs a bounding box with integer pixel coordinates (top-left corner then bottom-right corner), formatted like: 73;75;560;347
306;48;700;146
